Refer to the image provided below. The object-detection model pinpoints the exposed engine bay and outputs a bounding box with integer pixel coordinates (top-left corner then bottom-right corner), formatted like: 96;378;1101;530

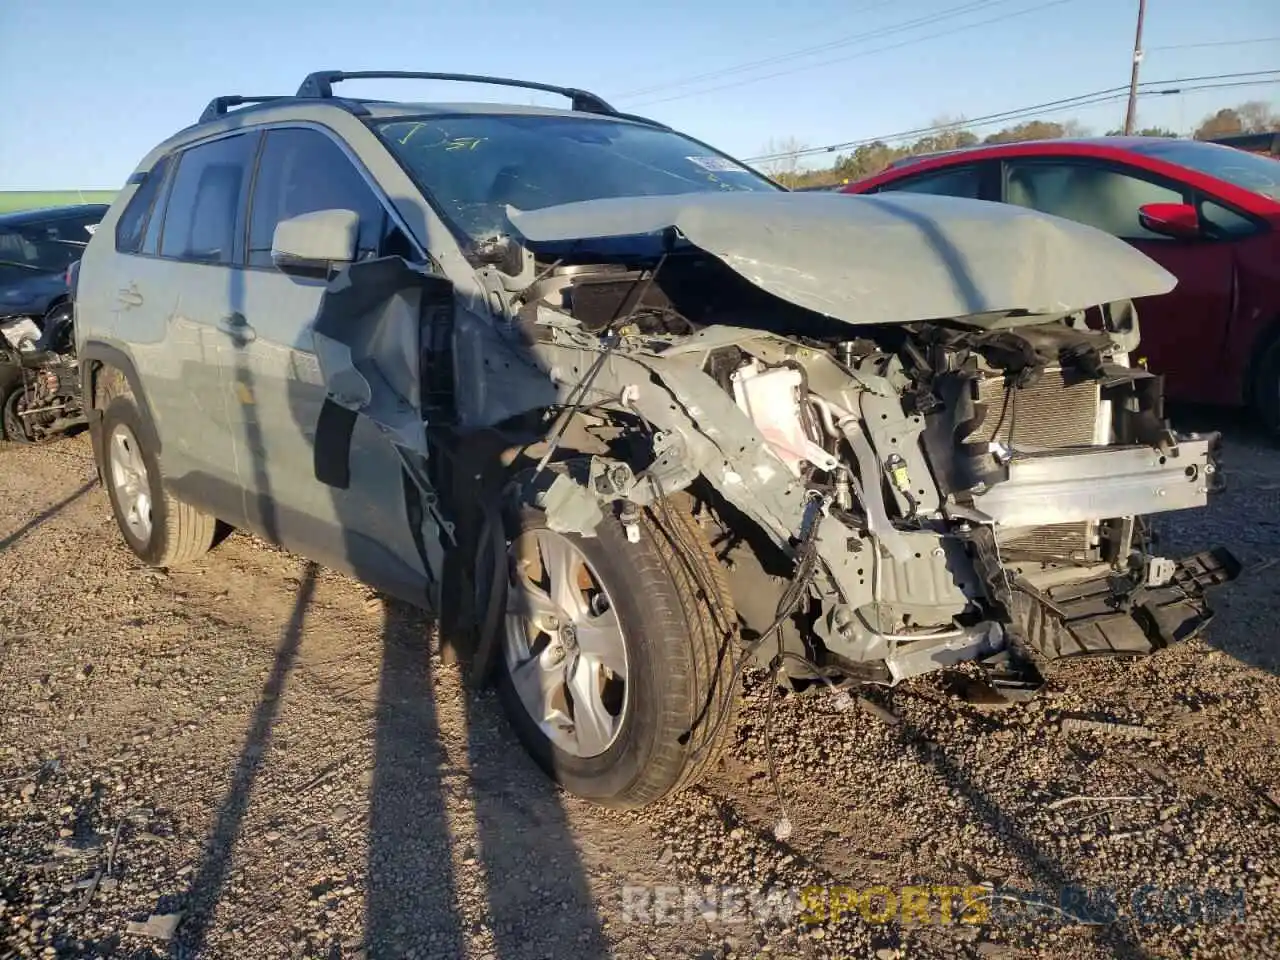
308;191;1241;698
1;312;84;443
495;249;1237;693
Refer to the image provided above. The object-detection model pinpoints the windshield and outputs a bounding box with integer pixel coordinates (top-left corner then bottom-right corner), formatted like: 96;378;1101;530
0;217;95;275
376;114;778;242
1127;139;1280;201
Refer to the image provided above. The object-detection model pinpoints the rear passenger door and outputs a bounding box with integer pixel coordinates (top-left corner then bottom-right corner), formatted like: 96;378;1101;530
230;126;432;604
110;133;261;525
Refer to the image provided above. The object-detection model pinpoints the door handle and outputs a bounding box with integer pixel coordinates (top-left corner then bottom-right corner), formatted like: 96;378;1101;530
115;283;143;308
216;313;256;344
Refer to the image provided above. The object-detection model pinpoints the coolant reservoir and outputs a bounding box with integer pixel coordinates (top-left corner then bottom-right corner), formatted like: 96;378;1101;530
730;359;839;477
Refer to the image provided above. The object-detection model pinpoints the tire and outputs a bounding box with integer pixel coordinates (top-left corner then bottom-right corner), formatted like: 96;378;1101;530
494;494;739;809
43;302;73;342
1252;336;1280;441
2;384;29;442
100;393;217;567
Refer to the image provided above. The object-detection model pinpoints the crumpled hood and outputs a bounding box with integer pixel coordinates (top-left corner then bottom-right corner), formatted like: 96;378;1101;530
506;192;1178;326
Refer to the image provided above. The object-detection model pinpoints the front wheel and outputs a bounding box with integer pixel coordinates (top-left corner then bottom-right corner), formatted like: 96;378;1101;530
495;498;739;809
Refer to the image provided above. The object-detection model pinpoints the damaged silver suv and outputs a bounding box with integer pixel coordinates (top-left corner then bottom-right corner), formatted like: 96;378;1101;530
76;71;1239;809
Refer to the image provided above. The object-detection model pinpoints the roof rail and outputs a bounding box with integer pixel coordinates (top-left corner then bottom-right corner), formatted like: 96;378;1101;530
295;71;619;117
200;95;288;124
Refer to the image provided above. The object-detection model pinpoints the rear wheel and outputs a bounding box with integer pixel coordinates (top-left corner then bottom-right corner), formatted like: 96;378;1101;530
2;385;29;442
1253;337;1280;441
494;497;739;809
100;393;217;567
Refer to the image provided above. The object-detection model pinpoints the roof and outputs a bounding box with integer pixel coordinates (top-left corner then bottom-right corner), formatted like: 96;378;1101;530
200;96;621;125
193;71;654;128
1206;131;1280;154
0;203;110;226
888;136;1188;166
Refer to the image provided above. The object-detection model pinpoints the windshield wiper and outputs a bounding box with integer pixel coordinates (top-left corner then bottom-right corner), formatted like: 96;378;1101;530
0;259;44;272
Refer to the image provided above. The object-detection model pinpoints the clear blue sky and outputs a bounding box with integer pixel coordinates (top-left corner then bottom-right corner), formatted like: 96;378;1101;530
1;0;1276;189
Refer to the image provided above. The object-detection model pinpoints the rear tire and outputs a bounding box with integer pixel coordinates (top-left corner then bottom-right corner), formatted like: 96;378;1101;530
1253;337;1280;441
100;393;217;567
494;494;739;809
2;385;29;442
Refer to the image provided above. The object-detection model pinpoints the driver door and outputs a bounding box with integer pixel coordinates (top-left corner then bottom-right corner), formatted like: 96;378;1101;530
227;126;440;608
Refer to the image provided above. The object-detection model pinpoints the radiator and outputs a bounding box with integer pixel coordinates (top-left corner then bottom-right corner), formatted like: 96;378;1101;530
967;367;1100;450
966;367;1103;562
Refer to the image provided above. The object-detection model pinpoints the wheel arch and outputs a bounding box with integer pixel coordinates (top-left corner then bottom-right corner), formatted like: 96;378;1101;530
78;343;163;466
1243;313;1280;409
44;295;70;318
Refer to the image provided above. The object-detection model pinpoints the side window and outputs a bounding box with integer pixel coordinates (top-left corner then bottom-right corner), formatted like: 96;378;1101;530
159;133;258;264
247;128;389;268
1003;160;1185;241
141;160;175;255
876;165;982;199
114;156;171;255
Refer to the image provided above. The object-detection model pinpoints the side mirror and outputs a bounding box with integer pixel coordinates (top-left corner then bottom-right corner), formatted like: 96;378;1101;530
1138;202;1200;240
271;209;359;270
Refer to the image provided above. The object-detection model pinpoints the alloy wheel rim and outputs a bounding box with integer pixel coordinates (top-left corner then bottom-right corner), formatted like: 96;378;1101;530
108;424;152;542
502;529;629;758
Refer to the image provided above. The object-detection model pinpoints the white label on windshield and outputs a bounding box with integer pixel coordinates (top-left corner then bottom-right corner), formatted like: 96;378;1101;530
687;155;745;172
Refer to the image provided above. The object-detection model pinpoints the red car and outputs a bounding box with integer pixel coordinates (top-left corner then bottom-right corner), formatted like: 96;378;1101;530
843;138;1280;433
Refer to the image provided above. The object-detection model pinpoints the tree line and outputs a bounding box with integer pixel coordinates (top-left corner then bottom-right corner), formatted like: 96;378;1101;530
761;100;1280;188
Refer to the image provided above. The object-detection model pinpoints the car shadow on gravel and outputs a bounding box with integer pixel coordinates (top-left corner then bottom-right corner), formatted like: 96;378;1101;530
882;705;1155;959
0;476;95;552
179;562;318;956
369;597;611;960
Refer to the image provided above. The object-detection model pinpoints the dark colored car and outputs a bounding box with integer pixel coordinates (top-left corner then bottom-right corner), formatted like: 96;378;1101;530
0;203;108;438
843;139;1280;433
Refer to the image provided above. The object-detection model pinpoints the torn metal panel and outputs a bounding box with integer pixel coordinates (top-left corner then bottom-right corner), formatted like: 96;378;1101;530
506;192;1177;326
311;257;436;455
310;257;455;581
516;338;810;546
452;305;559;428
884;622;1004;683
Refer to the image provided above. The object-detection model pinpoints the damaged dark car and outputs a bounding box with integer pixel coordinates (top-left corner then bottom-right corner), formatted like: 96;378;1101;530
0;203;103;441
74;71;1239;809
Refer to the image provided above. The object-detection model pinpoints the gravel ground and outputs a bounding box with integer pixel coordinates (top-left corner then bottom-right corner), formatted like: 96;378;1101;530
1;426;1277;960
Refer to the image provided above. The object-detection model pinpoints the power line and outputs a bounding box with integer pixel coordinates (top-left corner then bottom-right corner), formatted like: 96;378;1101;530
747;84;1135;162
1154;77;1280;96
748;78;1279;164
616;0;912;98
618;0;1006;99
744;70;1280;163
626;0;1077;107
1147;37;1280;51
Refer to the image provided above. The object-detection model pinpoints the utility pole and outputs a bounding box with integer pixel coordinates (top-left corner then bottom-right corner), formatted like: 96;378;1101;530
1123;0;1147;135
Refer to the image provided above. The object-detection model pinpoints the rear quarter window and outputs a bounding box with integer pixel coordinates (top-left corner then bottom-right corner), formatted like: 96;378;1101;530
115;156;171;255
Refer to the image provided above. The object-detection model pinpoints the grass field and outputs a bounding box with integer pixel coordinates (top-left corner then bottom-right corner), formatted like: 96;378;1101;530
0;190;118;214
